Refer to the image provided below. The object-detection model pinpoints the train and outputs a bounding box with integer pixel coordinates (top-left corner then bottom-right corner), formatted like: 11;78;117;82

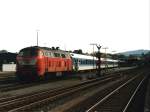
16;46;118;80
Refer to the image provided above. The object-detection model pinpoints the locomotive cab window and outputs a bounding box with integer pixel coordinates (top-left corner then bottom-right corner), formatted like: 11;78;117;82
18;48;38;57
38;50;44;56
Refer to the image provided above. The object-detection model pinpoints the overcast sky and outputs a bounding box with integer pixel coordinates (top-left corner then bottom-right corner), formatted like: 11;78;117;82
0;0;149;53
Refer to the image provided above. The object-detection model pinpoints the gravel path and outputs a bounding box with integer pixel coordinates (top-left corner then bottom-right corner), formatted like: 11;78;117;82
0;78;82;97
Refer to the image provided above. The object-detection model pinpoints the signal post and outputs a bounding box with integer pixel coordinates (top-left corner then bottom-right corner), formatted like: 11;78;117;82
96;45;102;76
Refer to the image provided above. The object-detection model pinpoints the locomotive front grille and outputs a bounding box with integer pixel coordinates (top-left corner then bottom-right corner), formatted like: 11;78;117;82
19;65;37;70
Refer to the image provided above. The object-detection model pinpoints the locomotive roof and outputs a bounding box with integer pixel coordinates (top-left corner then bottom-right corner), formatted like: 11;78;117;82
20;46;68;54
21;46;70;56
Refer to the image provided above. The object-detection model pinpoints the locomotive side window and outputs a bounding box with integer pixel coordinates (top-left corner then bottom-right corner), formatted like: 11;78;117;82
54;53;57;57
44;51;52;57
54;53;61;57
61;54;66;58
44;52;48;57
47;52;52;57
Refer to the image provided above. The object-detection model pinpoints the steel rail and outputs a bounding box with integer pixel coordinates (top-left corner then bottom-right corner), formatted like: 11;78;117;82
0;73;118;103
122;75;148;112
0;67;139;112
0;75;117;112
8;77;114;112
86;74;140;112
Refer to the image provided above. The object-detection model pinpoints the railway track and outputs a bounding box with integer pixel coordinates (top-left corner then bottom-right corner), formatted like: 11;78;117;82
49;70;148;112
0;73;123;112
0;67;138;92
0;67;148;112
0;69;126;92
86;74;146;112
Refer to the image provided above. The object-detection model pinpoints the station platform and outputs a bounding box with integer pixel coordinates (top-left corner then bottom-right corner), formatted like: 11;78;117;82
0;71;15;74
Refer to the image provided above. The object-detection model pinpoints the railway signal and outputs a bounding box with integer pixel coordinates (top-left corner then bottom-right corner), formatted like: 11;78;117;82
96;44;102;76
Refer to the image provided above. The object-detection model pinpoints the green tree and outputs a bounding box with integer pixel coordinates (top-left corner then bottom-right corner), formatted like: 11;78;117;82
0;50;8;53
73;49;83;54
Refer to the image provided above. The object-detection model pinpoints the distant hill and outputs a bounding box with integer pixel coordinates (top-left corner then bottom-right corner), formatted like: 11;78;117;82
119;49;150;56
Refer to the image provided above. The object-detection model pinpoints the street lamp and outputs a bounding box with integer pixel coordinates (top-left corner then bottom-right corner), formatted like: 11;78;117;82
102;47;108;69
112;50;116;68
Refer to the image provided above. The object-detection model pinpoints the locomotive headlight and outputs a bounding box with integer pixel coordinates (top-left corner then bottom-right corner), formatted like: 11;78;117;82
18;59;37;65
18;60;25;65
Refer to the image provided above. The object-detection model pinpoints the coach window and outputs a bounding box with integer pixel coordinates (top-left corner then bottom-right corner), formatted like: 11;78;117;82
86;60;88;64
80;60;83;65
76;59;78;63
85;60;87;64
91;60;93;64
83;60;85;64
89;60;91;64
79;60;81;64
82;60;84;65
90;60;92;64
82;60;83;64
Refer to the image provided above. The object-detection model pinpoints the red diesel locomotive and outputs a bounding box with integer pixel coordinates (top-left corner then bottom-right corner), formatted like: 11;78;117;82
16;46;73;80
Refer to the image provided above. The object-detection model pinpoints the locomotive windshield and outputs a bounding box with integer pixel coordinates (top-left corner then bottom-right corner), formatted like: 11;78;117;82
18;48;38;57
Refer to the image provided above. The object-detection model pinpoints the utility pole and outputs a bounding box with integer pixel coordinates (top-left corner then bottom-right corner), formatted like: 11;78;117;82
90;43;97;69
96;44;102;76
102;47;108;69
112;50;116;68
36;29;40;46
